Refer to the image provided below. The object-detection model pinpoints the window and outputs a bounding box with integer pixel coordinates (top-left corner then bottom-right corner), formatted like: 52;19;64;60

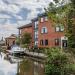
19;30;21;35
55;26;60;32
40;39;48;46
35;21;38;29
35;34;38;38
34;31;38;40
60;26;64;31
62;40;67;47
55;26;64;32
40;40;44;45
13;41;15;45
45;39;48;45
40;18;44;22
35;34;38;40
35;41;38;46
55;39;60;46
45;17;48;21
41;27;48;33
35;31;38;35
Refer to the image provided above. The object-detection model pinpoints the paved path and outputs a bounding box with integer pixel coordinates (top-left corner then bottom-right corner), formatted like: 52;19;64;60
25;50;47;59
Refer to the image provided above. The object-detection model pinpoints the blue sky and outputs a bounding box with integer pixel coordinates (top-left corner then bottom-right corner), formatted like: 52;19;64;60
0;0;52;40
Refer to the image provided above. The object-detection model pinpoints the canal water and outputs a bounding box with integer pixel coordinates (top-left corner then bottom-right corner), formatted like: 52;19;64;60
0;53;44;75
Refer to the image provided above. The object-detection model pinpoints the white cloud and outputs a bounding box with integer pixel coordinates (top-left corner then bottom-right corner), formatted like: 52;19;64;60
0;0;52;39
0;14;11;19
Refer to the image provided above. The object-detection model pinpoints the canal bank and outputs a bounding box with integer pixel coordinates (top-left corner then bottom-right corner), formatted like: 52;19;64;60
6;46;47;60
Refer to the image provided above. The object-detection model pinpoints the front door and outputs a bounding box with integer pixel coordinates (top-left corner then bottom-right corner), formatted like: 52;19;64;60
62;40;67;48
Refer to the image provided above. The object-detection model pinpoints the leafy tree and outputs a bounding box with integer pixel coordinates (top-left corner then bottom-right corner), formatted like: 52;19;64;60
66;0;75;48
16;37;20;45
45;1;75;75
45;0;75;48
21;33;32;48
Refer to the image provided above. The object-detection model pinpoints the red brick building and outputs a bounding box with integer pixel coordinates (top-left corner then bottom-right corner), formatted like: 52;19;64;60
18;23;32;36
18;14;67;48
5;34;16;49
18;23;33;48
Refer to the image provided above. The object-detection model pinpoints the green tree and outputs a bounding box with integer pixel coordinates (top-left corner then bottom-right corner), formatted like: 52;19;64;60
45;1;75;75
16;37;20;45
45;48;75;75
66;0;75;48
45;0;75;48
21;33;32;49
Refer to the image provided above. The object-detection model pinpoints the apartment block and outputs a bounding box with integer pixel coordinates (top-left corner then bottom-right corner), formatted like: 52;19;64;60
18;23;33;48
18;14;67;48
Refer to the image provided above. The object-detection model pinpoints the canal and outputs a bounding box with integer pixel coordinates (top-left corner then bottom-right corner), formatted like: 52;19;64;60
0;52;45;75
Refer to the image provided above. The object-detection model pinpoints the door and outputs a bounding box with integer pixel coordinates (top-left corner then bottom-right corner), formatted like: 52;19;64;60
62;40;67;48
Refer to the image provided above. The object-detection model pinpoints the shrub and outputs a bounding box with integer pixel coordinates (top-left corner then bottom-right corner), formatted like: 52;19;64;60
45;48;75;75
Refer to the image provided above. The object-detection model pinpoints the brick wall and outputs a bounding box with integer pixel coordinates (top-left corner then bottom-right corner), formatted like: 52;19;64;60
20;27;33;36
5;38;16;49
19;26;33;48
19;15;65;48
38;17;64;48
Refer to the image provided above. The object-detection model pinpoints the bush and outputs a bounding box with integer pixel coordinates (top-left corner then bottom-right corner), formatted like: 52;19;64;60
45;48;75;75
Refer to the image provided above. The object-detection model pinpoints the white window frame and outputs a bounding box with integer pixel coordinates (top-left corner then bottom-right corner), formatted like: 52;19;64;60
35;41;38;45
35;34;38;39
41;27;48;33
35;31;38;35
60;26;64;31
55;26;60;32
45;17;48;21
55;24;64;32
35;21;38;29
40;18;44;22
19;30;21;34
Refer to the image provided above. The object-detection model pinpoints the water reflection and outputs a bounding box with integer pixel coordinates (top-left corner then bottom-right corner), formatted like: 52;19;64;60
7;72;16;75
0;52;44;75
0;53;17;75
0;70;4;75
19;57;44;75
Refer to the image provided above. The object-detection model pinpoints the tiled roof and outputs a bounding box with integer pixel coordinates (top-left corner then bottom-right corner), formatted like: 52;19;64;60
5;36;16;39
18;23;32;29
38;13;47;17
31;13;47;21
31;17;38;21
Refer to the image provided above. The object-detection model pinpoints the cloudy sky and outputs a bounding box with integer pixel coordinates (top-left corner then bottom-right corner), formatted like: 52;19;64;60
0;0;52;40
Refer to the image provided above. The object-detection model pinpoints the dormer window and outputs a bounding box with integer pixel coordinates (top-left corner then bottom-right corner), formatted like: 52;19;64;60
45;17;48;21
40;18;44;22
